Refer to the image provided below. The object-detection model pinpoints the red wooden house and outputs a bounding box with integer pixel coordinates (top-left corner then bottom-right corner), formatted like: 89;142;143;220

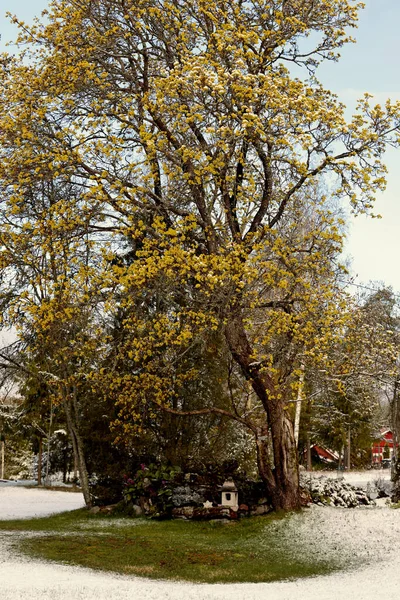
371;429;398;465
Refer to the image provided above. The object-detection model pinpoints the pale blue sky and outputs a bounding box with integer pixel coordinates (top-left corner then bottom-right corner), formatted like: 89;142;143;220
2;0;400;294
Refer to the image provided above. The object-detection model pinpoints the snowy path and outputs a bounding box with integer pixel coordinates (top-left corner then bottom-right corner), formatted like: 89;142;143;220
0;485;85;519
1;481;400;599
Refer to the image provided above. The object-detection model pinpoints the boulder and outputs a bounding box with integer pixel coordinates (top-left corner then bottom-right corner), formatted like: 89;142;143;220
132;504;143;516
172;485;206;507
250;504;270;516
172;506;195;519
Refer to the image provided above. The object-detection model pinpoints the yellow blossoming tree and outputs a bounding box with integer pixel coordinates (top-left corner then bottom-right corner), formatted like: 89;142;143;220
1;0;400;509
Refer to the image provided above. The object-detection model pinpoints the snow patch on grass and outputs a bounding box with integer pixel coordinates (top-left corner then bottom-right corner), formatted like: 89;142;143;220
256;505;400;571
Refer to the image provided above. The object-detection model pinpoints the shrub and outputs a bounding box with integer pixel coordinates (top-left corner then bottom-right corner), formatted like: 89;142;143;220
90;476;124;506
123;464;183;518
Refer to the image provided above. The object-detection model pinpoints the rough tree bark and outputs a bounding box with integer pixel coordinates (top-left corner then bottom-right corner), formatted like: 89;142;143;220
63;394;92;507
225;313;300;511
391;376;400;502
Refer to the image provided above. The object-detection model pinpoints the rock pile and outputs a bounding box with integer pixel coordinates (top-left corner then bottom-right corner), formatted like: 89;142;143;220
301;474;375;507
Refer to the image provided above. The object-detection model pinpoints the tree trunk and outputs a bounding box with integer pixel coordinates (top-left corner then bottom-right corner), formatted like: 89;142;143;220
346;426;351;470
73;452;79;483
294;363;305;447
1;440;4;480
306;433;312;471
225;314;300;511
392;376;400;501
68;418;79;483
62;441;68;484
45;399;54;485
268;399;301;510
338;446;344;471
37;437;42;485
63;397;92;507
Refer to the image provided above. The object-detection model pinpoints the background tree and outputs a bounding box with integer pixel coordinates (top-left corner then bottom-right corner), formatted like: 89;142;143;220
300;286;399;468
0;170;113;504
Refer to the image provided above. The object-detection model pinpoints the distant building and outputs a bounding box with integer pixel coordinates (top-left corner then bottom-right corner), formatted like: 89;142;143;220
371;429;397;465
305;444;339;467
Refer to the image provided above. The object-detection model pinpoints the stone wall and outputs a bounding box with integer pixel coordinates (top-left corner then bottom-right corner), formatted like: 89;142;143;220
129;480;272;519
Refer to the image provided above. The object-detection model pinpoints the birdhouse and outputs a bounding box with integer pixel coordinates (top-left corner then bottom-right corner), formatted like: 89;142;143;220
220;478;238;509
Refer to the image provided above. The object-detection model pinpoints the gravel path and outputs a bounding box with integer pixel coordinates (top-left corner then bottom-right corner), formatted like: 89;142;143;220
1;477;400;599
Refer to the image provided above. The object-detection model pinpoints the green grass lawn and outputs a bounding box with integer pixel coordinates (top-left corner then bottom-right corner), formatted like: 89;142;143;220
0;509;338;583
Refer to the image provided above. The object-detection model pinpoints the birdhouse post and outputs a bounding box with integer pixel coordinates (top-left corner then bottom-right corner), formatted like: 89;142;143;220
220;478;238;510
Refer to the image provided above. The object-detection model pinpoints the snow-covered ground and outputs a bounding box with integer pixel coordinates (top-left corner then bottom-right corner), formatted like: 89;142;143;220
313;468;392;489
1;479;400;599
0;485;85;519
